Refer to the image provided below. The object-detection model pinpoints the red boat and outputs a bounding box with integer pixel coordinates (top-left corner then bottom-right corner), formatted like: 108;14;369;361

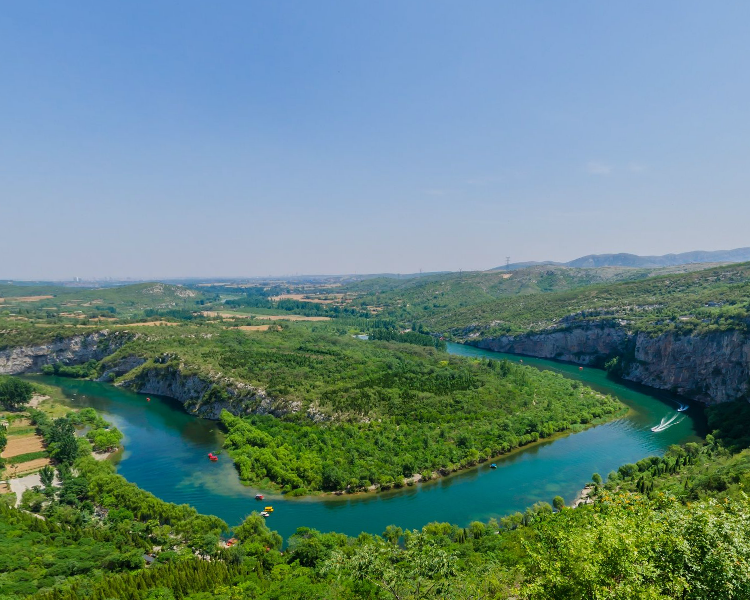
208;453;218;462
255;494;264;500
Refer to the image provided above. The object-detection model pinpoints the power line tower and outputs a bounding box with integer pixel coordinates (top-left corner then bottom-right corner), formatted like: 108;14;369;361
506;257;510;270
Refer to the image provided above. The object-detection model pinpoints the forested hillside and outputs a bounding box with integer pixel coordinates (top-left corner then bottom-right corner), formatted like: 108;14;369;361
341;263;737;329
415;262;750;338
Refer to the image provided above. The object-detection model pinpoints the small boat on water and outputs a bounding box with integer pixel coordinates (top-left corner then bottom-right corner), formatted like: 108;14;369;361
208;453;218;462
490;464;497;469
264;506;274;512
260;511;270;518
255;494;264;500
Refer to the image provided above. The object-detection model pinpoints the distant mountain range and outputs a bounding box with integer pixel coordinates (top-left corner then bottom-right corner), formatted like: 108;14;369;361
498;247;750;271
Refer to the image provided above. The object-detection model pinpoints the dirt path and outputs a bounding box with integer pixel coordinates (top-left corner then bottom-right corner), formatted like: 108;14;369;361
203;311;330;321
28;394;50;409
123;321;182;327
8;473;41;507
236;325;271;332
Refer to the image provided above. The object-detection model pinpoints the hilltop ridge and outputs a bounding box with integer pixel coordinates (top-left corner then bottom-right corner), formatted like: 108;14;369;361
497;246;750;270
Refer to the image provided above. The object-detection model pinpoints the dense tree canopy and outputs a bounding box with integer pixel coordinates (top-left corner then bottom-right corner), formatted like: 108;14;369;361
0;376;34;410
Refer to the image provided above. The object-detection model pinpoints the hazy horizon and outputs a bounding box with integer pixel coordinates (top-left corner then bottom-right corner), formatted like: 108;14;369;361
3;2;750;279
5;243;750;283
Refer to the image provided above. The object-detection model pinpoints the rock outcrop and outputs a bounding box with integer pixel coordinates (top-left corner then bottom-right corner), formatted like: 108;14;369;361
0;331;323;421
118;364;305;420
0;331;130;375
473;323;750;404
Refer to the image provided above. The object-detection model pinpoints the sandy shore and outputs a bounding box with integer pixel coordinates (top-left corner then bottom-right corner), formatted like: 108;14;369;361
571;485;594;508
28;394;50;409
93;450;116;461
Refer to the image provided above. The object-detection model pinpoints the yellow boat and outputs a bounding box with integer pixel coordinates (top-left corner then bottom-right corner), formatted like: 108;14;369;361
264;506;274;512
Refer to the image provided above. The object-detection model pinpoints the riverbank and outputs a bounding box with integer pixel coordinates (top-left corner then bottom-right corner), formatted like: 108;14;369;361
0;378;122;503
317;404;630;500
21;355;703;541
571;485;594;508
25;371;629;502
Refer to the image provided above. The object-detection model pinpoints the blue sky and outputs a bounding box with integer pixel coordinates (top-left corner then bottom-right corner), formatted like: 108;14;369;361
2;2;749;279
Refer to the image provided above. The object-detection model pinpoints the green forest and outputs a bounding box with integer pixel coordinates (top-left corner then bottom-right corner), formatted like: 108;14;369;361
219;353;620;492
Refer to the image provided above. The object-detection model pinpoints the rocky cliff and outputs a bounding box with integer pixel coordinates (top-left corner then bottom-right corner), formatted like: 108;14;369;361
116;361;312;421
0;330;326;421
0;331;131;375
473;323;750;404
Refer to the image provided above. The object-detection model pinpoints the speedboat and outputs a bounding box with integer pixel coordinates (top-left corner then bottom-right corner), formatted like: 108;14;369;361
255;494;264;500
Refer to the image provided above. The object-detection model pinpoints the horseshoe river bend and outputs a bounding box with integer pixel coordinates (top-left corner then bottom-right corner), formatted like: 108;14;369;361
29;342;705;540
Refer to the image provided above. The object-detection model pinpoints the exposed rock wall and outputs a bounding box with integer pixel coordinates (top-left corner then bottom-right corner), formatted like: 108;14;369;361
0;331;129;375
474;324;750;404
118;365;306;420
0;330;324;421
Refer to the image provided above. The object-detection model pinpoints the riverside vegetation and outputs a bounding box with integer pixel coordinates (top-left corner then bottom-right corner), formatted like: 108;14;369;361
2;270;750;598
5;319;623;494
5;404;750;599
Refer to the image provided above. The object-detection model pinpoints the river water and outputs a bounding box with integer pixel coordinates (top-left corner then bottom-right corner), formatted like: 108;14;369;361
31;343;704;540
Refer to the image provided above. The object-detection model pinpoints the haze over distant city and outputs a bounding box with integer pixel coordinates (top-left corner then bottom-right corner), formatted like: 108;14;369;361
2;2;749;280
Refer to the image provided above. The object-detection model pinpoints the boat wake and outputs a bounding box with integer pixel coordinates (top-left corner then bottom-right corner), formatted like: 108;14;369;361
676;402;689;412
651;413;684;433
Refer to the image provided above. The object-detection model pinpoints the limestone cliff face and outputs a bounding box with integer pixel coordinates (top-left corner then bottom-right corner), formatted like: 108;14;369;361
473;324;750;404
0;329;325;421
117;364;309;421
0;331;130;375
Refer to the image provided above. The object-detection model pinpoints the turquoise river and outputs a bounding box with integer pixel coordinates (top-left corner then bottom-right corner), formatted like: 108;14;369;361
33;343;705;540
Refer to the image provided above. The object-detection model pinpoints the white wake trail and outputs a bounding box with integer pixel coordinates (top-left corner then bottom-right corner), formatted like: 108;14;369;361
651;413;679;432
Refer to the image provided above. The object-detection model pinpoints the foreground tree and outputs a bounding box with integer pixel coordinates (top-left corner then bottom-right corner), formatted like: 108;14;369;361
39;465;55;489
48;418;78;464
0;377;34;410
325;532;458;600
